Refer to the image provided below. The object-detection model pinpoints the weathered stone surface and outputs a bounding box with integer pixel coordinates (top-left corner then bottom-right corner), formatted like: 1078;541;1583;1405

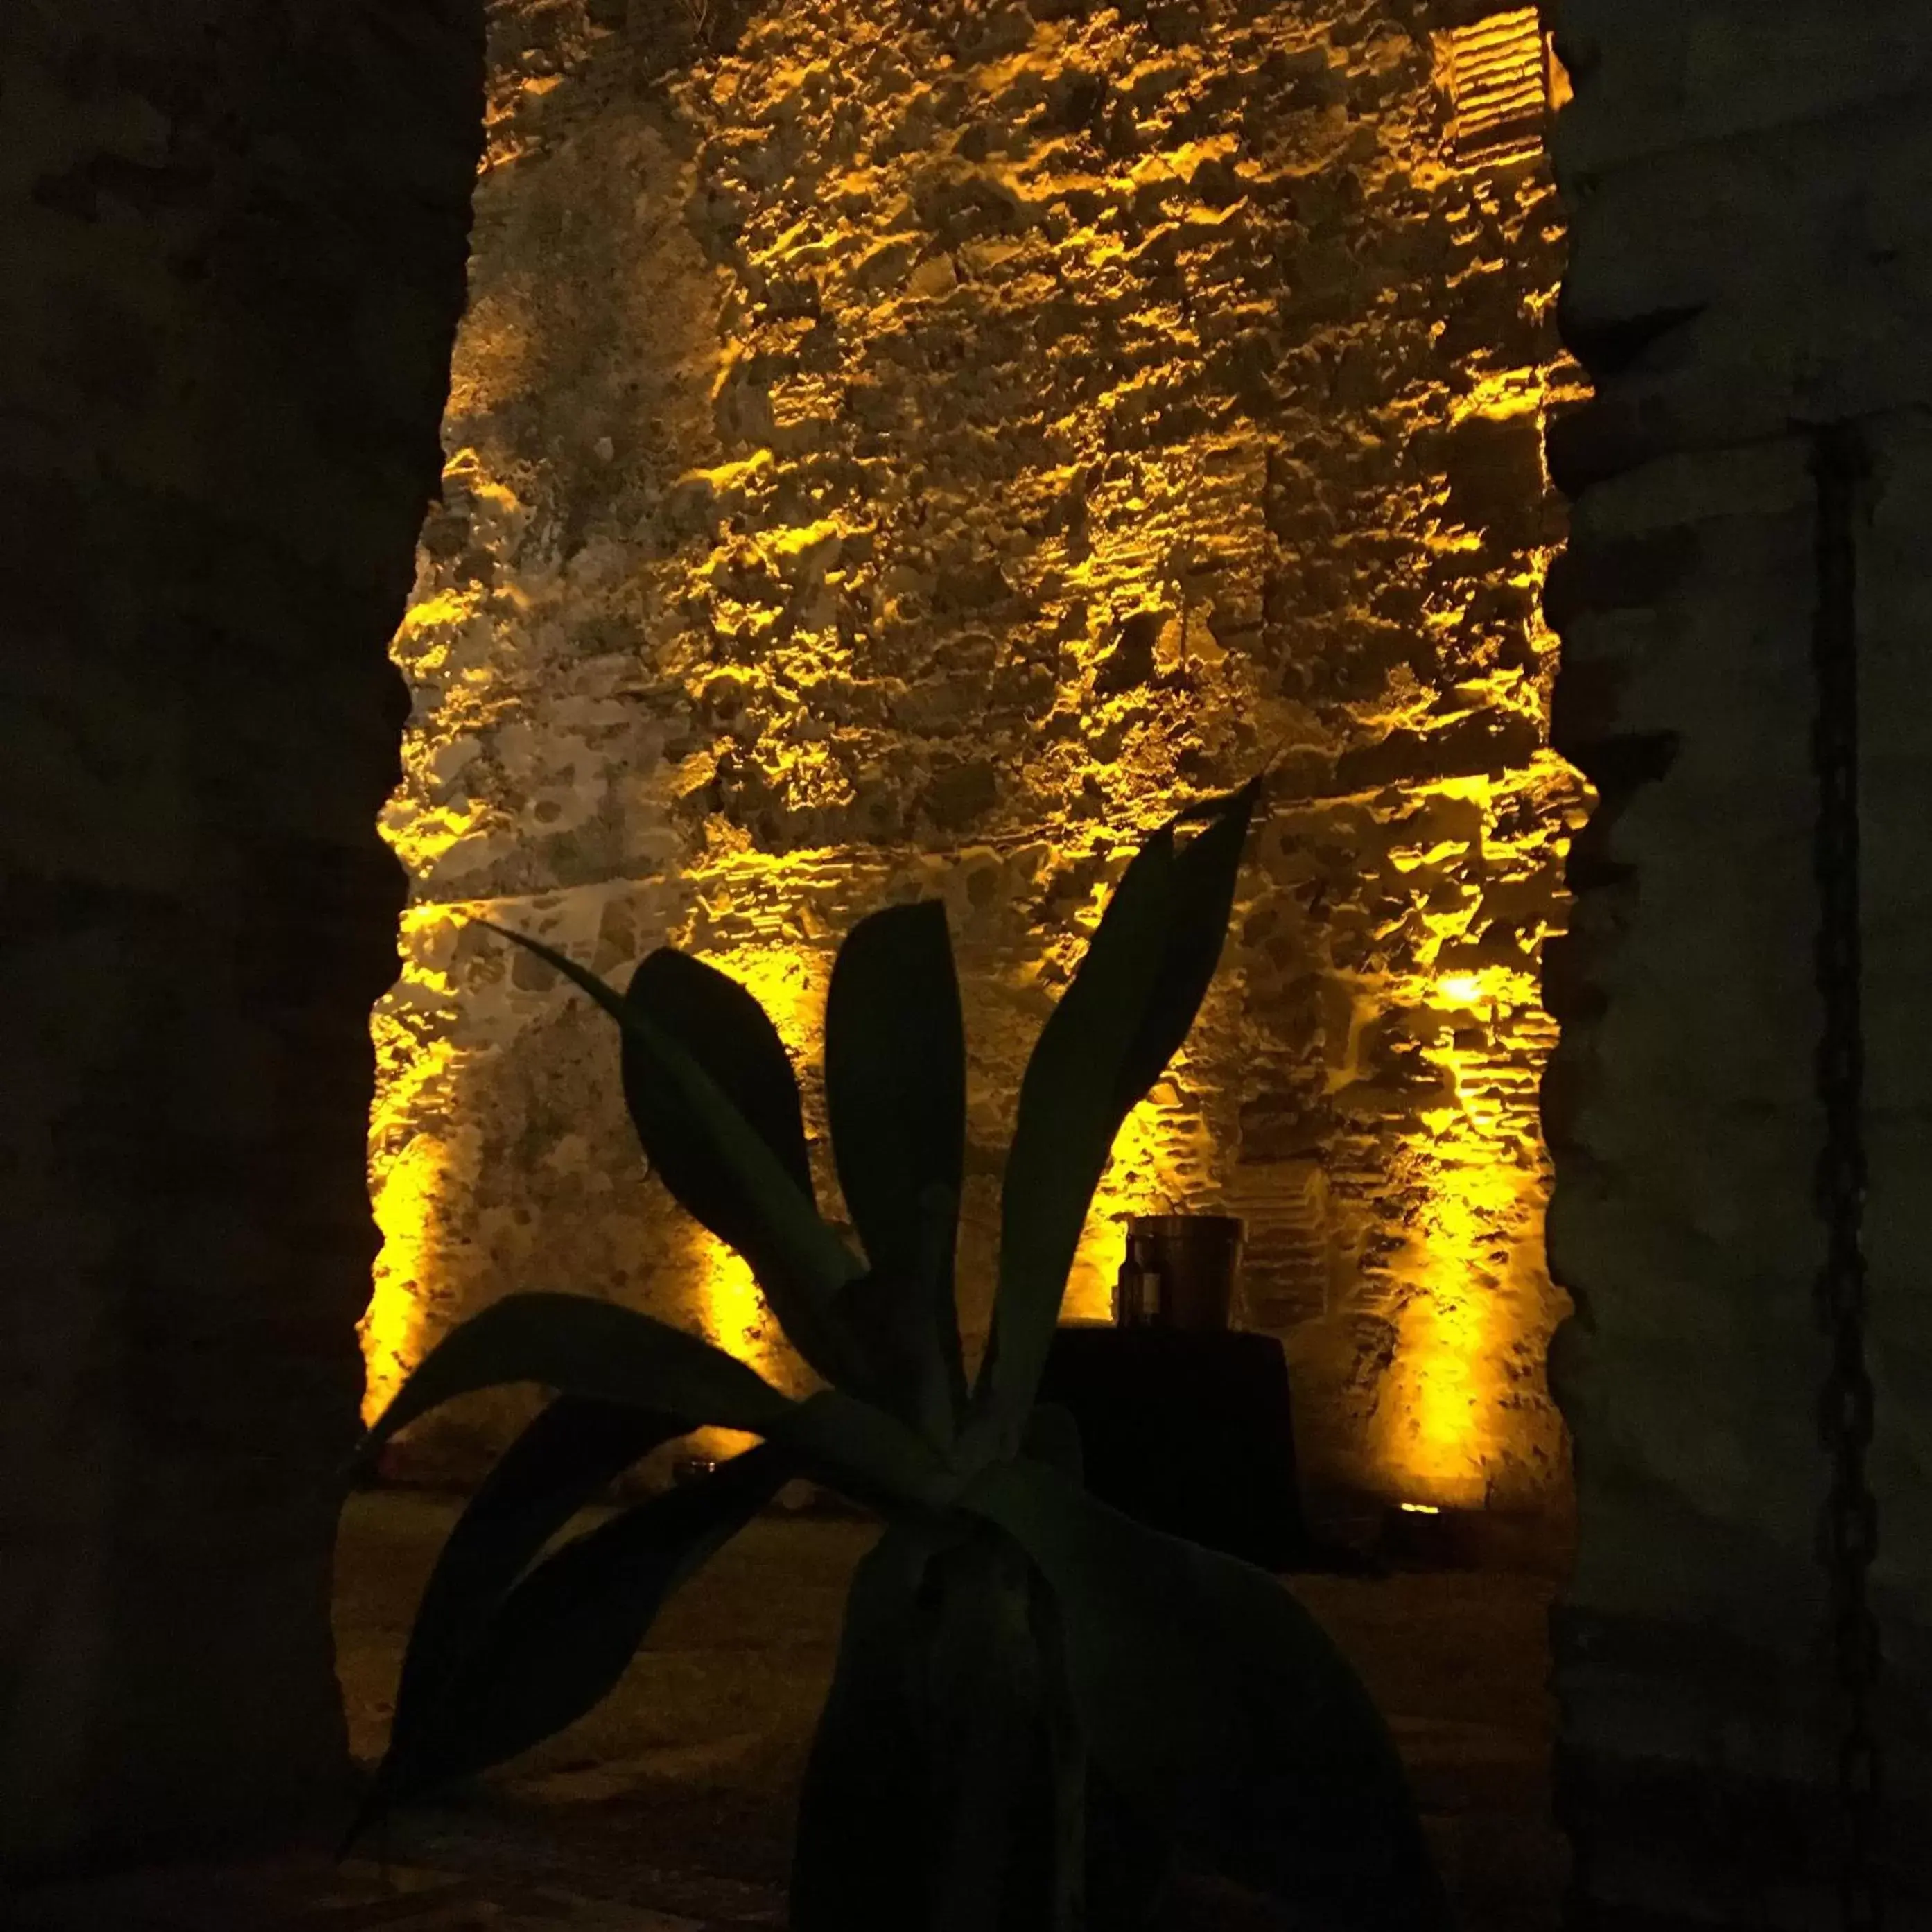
1544;0;1932;1920
365;0;1583;1525
0;0;482;1879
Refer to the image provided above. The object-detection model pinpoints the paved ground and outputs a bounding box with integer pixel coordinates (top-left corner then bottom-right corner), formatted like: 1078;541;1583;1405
13;1492;1567;1930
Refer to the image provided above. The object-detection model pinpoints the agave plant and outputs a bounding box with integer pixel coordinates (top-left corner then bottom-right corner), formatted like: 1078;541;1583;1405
351;780;1448;1931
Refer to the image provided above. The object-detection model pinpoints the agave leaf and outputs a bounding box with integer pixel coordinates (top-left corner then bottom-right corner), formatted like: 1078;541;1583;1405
622;945;815;1221
831;1181;965;1445
970;783;1257;1461
790;1523;954;1932
354;1292;953;1511
833;1269;952;1445
1109;778;1260;1117
358;1292;792;1455
479;923;864;1386
780;1385;965;1519
391;1396;686;1744
968;833;1174;1461
792;1522;1075;1932
921;1530;1077;1932
372;1443;791;1807
914;1178;969;1429
824;903;968;1431
1031;1556;1090;1932
1078;1757;1175;1931
962;1457;1450;1932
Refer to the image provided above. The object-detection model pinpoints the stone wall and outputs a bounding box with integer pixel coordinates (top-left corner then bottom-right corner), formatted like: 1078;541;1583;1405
1543;0;1932;1920
0;0;482;1878
369;0;1585;1524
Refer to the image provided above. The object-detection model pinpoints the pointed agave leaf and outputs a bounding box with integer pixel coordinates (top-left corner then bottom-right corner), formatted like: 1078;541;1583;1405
830;1181;965;1445
833;1269;955;1445
1109;779;1260;1116
354;1293;953;1511
359;1292;792;1457
914;1179;969;1431
374;1443;792;1805
391;1396;686;1743
961;1459;1450;1932
970;782;1260;1459
478;923;864;1386
621;946;815;1228
824;903;968;1432
967;835;1174;1458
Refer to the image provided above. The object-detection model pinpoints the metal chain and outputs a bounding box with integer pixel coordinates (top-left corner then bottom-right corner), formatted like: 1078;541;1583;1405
1808;421;1884;1932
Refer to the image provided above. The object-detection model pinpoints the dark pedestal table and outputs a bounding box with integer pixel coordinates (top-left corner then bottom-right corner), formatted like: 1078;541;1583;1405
1034;1325;1312;1572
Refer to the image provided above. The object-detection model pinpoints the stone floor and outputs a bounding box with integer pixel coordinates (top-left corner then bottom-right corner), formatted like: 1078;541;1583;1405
12;1491;1568;1930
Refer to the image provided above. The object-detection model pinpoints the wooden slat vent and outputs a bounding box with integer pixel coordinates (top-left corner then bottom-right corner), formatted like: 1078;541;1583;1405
1449;8;1551;166
1227;1160;1333;1332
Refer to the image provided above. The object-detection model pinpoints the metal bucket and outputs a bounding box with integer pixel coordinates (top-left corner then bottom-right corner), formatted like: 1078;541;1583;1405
1122;1213;1245;1331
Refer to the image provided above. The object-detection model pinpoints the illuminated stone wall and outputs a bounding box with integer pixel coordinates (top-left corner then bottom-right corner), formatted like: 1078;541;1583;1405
368;0;1583;1520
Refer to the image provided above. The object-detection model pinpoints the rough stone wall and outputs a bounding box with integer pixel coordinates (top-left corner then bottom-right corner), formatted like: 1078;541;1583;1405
1542;0;1932;1920
370;0;1583;1521
0;1;481;1878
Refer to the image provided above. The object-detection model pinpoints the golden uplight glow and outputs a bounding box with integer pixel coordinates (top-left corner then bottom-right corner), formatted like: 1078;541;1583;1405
360;1130;446;1427
1071;1090;1202;1322
1362;834;1570;1508
1383;1286;1495;1509
685;1226;780;1463
681;937;828;1434
362;900;476;1427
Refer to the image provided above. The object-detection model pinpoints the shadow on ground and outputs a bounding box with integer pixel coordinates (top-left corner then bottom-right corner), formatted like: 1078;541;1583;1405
11;1491;1567;1930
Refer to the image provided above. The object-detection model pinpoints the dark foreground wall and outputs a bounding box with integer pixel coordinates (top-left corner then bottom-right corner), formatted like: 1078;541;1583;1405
6;0;1931;1912
1543;1;1932;1923
0;2;481;1874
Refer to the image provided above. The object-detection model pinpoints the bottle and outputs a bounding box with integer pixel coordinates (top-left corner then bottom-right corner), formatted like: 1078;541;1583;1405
1113;1258;1154;1328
